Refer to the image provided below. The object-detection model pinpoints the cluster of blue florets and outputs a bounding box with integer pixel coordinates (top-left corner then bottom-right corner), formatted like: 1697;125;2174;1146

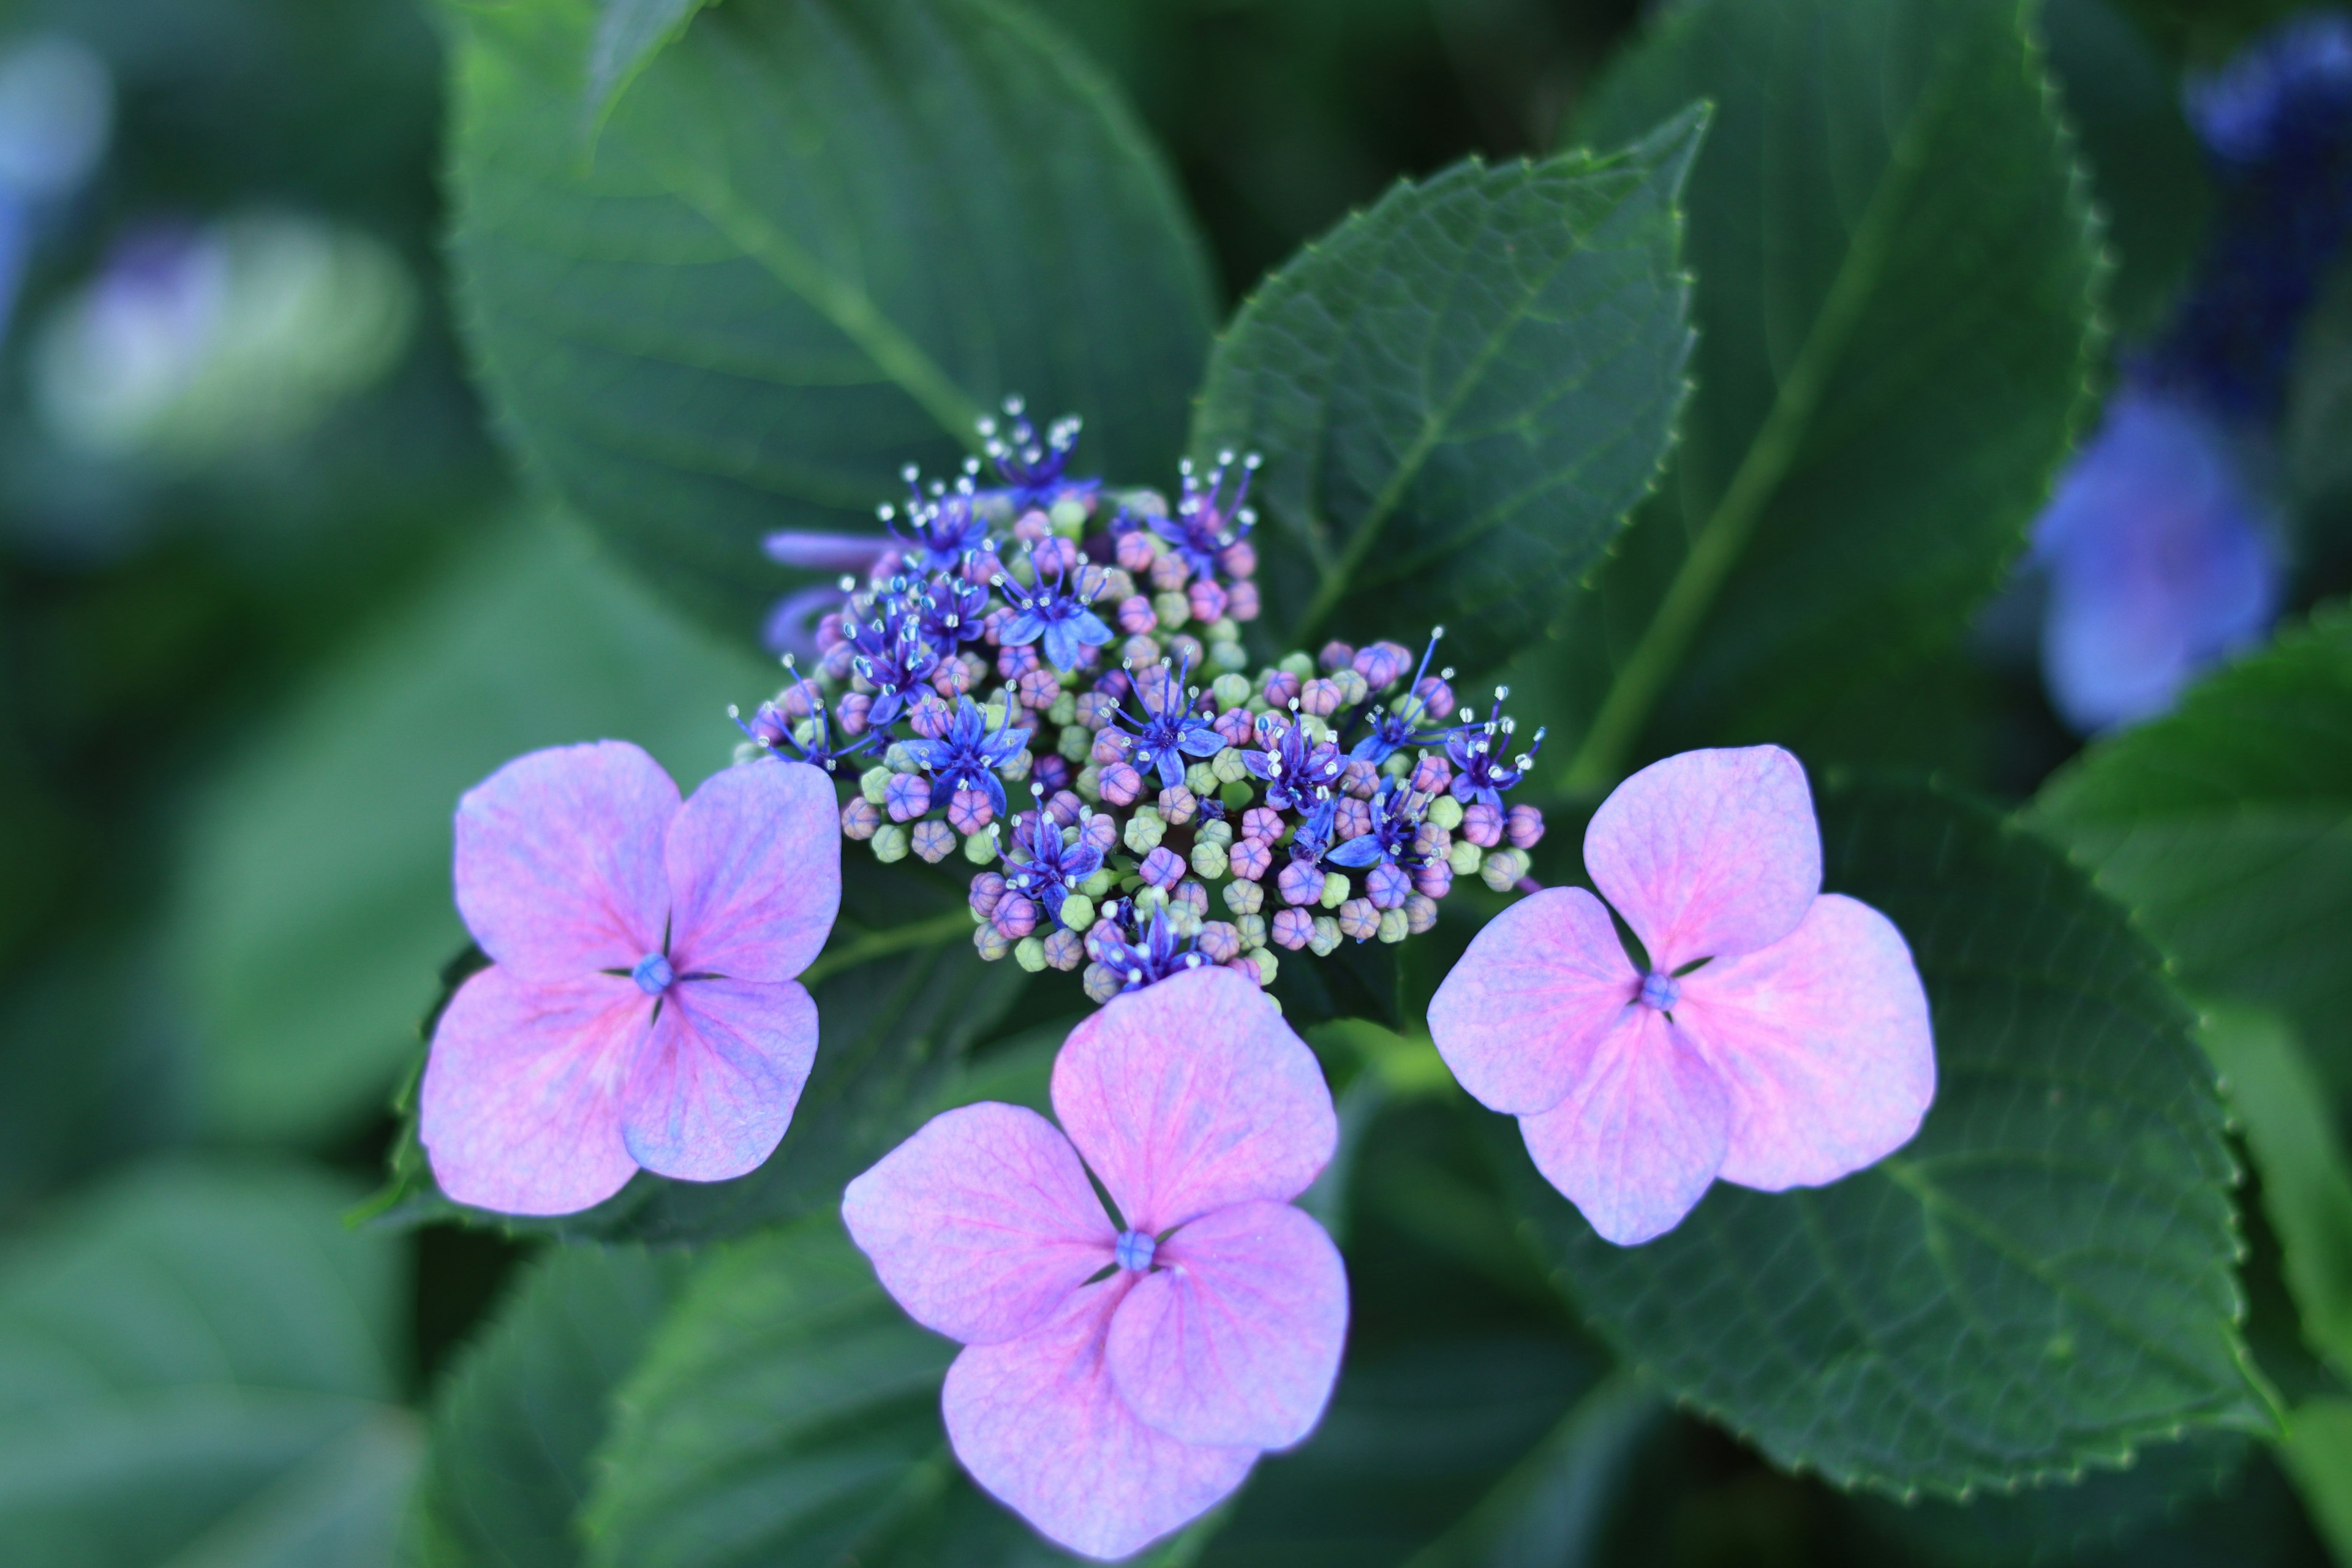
734;400;1548;1000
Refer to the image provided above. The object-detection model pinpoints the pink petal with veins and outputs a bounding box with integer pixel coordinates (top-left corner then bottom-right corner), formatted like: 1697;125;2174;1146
453;742;676;981
618;977;818;1183
944;1282;1257;1561
1106;1200;1346;1450
844;1102;1118;1346
1677;894;1935;1191
1052;967;1336;1232
420;967;641;1216
1584;746;1820;969
1428;888;1640;1115
666;759;840;982
1516;1008;1731;1246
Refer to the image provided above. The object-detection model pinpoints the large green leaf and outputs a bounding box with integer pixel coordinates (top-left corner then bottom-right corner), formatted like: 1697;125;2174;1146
581;1214;1163;1567
412;1245;692;1567
372;874;1033;1245
173;511;772;1145
1188;111;1698;676
1499;776;2270;1497
1546;0;2103;790
586;0;718;123
2026;605;2352;1113
0;1161;417;1567
450;0;1215;633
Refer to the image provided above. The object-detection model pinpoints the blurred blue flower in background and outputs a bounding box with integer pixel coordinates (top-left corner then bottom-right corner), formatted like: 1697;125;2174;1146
0;34;111;341
2032;9;2352;732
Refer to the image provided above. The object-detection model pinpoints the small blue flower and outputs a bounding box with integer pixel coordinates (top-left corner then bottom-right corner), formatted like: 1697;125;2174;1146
1242;712;1345;810
997;552;1114;673
1147;450;1259;578
912;571;989;662
733;682;882;776
1324;777;1428;870
1348;627;1450;764
2033;381;2280;733
906;695;1032;818
1000;801;1106;925
1108;653;1224;791
842;587;941;730
979;398;1099;513
1090;905;1213;992
1422;688;1543;814
882;467;995;573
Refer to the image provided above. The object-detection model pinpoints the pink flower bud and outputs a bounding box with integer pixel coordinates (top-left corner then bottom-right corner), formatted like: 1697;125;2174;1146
1297;679;1342;717
1017;668;1061;710
1354;641;1411;690
1366;862;1412;910
835;692;873;735
1507;804;1547;848
1219;538;1257;578
1041;929;1086;970
1411;753;1452;794
1117;595;1158;635
1032;754;1071;793
1149;551;1191;592
1158;786;1197;826
1413;861;1453;899
1115;530;1157;572
1139;846;1185;889
1213;708;1254;748
1079;812;1117;853
841;798;881;840
1046;790;1083;826
820;643;858;681
1031;536;1079;576
993;893;1038;940
1099;763;1144;806
1197;921;1242;963
908;692;952;737
1261;669;1301;708
1187;579;1229;623
910;821;956;862
884;772;932;822
1336;899;1380;940
968;871;1006;918
948;790;995;835
1463;801;1504;848
1091;729;1129;766
815;612;846;652
1341;758;1379;799
1405;894;1438;933
1228;837;1273;881
1227;581;1261;622
1334;797;1373;840
1242;807;1284;844
998;643;1041;680
1277;861;1323;907
1317;641;1355;673
1226;954;1267;986
1074;690;1120;731
1013;510;1052;543
1120;634;1162;668
1270;907;1315;950
1414;674;1453;718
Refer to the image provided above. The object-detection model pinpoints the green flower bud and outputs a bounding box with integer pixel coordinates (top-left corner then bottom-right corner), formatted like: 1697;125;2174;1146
1123;810;1166;854
963;826;1000;864
1377;908;1410;944
1251;949;1278;986
1235;913;1268;950
1319;872;1350;910
859;766;892;805
1059;893;1096;932
1449;839;1485;876
1209;642;1248;673
1223;878;1264;916
1196;818;1235;850
1153;590;1191;629
1014;936;1049;973
1309;916;1343;957
872;824;910;863
1212;746;1251;785
1428;794;1464;831
1211;673;1252;709
884;741;920;774
1050;497;1088;536
1190;840;1230;880
1481;847;1531;891
1080;867;1117;898
1279;651;1315;679
1048;691;1079;726
1058;725;1092;762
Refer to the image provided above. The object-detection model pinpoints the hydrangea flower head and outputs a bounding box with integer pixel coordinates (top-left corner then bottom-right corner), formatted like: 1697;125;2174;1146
423;742;842;1216
843;968;1347;1559
2033;382;2280;733
1428;747;1933;1245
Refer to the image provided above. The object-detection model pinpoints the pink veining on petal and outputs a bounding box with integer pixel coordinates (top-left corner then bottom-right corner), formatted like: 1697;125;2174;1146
944;1282;1259;1562
1106;1200;1347;1450
843;1102;1118;1347
665;759;841;982
453;741;677;982
1583;745;1821;969
420;966;642;1216
618;977;820;1183
1516;1008;1732;1246
1051;966;1336;1232
1676;894;1936;1192
1428;888;1640;1115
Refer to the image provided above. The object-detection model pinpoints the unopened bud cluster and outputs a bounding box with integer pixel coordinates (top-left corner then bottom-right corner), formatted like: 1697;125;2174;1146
734;401;1548;1000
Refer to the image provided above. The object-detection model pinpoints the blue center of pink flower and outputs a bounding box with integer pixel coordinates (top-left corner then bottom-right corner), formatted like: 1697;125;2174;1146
631;953;674;995
1114;1229;1156;1272
1639;970;1680;1012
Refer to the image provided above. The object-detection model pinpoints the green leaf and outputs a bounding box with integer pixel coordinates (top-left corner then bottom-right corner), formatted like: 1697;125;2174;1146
581;1214;1091;1566
1499;775;2271;1497
2280;1398;2352;1564
2195;1006;2352;1377
586;0;718;125
0;1161;416;1567
2026;604;2352;1114
413;1245;692;1567
1548;0;2103;790
1188;111;1699;676
173;511;774;1145
372;883;1032;1245
451;0;1215;634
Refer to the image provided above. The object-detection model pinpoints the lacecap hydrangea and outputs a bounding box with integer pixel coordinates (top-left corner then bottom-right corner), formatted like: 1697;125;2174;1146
737;401;1549;1005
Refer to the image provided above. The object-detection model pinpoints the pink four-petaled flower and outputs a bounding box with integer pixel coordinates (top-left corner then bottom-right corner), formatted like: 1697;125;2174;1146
1429;746;1934;1245
843;967;1348;1561
423;741;842;1216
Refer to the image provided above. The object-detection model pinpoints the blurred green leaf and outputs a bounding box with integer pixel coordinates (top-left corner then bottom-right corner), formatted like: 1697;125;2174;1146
372;880;1031;1245
2043;0;2211;337
173;512;774;1146
412;1245;692;1568
2280;1398;2352;1564
2026;604;2352;1116
586;0;717;124
1548;0;2103;789
2198;1008;2352;1381
1188;110;1698;676
1501;775;2271;1497
0;1161;416;1567
450;0;1215;634
581;1213;1131;1566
